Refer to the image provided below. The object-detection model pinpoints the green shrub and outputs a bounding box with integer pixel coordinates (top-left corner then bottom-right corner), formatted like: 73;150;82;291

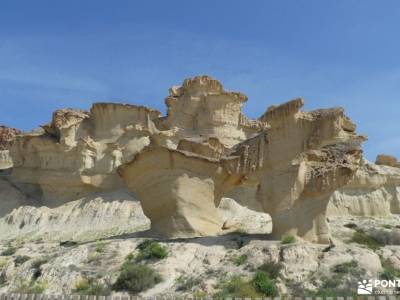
175;275;202;291
252;271;278;297
281;235;296;244
333;260;358;274
112;263;162;294
14;255;30;266
0;273;6;287
380;259;400;280
258;261;283;279
1;246;16;256
213;276;261;299
94;242;106;253
73;277;111;296
233;254;248;266
12;279;47;294
135;240;168;261
351;230;382;250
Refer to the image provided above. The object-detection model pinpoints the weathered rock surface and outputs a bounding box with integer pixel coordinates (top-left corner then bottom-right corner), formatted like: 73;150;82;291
0;126;21;170
376;154;400;168
0;215;395;297
118;142;244;238
9;104;160;203
230;99;365;243
2;76;372;243
327;159;400;216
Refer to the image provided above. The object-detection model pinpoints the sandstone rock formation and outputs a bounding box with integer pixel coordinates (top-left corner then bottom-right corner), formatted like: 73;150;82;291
0;126;21;170
118;141;244;238
8;104;161;204
376;154;400;168
327;159;400;216
230;99;366;243
0;75;375;243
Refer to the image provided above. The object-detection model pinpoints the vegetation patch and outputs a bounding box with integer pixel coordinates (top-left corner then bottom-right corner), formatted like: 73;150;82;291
12;279;47;294
14;255;30;266
214;271;279;299
332;260;358;274
112;262;162;294
73;277;111;296
258;261;283;279
351;229;383;250
380;259;400;280
1;246;16;256
213;276;261;299
134;240;168;261
175;275;202;291
232;254;248;266
281;235;296;244
252;271;278;297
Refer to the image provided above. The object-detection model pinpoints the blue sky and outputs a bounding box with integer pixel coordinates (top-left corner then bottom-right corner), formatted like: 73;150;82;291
0;0;399;160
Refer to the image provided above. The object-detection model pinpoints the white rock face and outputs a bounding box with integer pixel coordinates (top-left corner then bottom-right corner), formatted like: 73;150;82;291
327;160;400;216
218;198;272;234
0;189;150;242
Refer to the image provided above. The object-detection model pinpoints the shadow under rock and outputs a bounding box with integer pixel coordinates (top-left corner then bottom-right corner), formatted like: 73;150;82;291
103;229;278;249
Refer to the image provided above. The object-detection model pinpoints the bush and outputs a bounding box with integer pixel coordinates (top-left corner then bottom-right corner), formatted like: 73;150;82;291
94;242;106;253
258;261;283;280
233;254;248;266
281;235;296;244
380;259;400;280
12;279;47;294
74;277;111;296
1;246;16;256
252;271;278;297
14;255;30;266
112;263;162;294
175;275;202;291
351;230;382;250
0;273;6;286
213;276;261;299
135;240;168;261
333;260;358;274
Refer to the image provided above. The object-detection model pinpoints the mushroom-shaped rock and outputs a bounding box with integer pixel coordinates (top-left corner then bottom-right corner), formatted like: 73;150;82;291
232;99;366;243
118;144;242;238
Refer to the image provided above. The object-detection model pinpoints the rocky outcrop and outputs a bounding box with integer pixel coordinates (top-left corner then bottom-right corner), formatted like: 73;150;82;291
376;154;400;168
2;76;369;243
8;104;161;203
327;160;400;216
118;141;244;238
155;75;266;148
0;126;21;170
231;99;365;243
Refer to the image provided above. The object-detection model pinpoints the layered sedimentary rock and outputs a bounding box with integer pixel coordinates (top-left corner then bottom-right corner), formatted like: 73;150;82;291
230;99;365;243
2;75;372;243
118;140;244;238
9;104;161;204
327;160;400;216
376;154;400;168
0;126;21;169
155;75;266;148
